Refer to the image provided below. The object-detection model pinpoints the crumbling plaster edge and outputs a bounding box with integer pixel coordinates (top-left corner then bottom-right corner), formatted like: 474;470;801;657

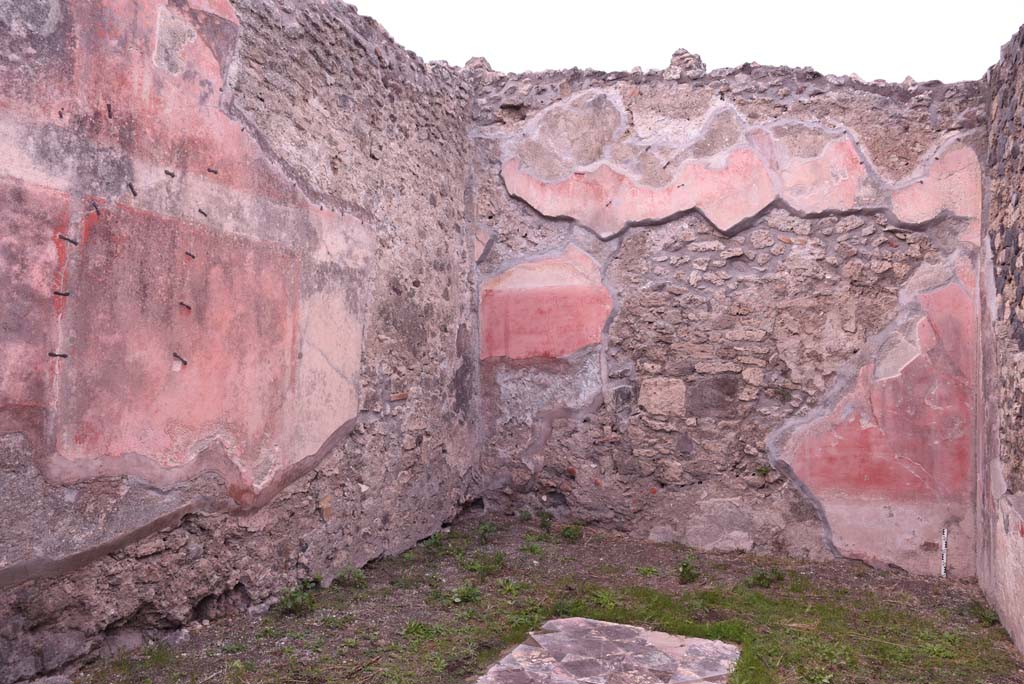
483;91;986;568
1;2;484;589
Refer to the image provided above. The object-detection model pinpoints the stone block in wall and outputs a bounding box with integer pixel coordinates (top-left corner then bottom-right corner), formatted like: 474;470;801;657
638;378;687;418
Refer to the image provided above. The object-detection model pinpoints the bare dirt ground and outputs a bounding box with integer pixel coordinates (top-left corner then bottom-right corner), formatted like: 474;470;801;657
75;509;1024;684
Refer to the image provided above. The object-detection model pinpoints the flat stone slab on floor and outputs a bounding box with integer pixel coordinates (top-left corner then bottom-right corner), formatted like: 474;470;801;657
475;617;740;683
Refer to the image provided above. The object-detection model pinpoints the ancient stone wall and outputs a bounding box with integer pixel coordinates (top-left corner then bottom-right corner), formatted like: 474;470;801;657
0;1;477;681
469;58;985;576
979;22;1024;654
1;1;1017;679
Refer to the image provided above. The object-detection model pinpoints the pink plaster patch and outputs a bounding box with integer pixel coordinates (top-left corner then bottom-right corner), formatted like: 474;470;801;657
892;143;982;245
481;246;612;360
780;138;869;214
786;279;974;500
679;147;776;232
501;146;775;238
780;277;976;573
0;1;368;497
0;179;68;422
54;204;300;477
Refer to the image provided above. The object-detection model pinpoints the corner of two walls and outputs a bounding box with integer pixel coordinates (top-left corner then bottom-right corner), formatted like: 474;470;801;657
467;63;987;576
1;0;1020;678
0;1;480;680
977;22;1024;654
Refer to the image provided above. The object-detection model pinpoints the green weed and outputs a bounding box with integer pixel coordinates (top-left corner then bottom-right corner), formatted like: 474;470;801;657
477;521;499;544
461;551;506;578
677;558;700;584
748;567;785;588
537;511;554;532
450;584;482;605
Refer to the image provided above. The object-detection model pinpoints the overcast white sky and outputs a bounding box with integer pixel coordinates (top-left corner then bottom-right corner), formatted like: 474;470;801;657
352;0;1024;83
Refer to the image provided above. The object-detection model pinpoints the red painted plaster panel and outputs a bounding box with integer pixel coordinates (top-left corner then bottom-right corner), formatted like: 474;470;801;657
679;147;776;232
0;0;77;118
0;0;369;499
780;273;977;573
501;146;775;238
67;1;295;204
0;177;68;426
52;203;300;480
503;134;885;239
480;246;612;360
892;143;982;245
786;279;974;502
779;138;870;214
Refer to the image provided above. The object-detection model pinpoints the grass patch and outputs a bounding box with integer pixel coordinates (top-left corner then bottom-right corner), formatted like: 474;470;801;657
964;599;1001;626
520;541;543;555
461;551;506;578
542;584;1017;684
403;620;442;641
747;567;785;589
498;578;529;596
449;583;482;605
537;511;554;532
335;566;367;589
77;518;1023;684
320;613;352;629
274;577;319;616
477;521;499;544
224;659;248;684
105;643;176;681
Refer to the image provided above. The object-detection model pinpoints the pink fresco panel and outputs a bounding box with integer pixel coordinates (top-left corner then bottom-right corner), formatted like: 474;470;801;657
481;246;612;360
0;177;69;438
0;1;367;496
780;138;869;214
787;279;975;502
52;203;301;476
67;0;300;204
892;143;982;245
780;274;977;574
501;147;776;237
